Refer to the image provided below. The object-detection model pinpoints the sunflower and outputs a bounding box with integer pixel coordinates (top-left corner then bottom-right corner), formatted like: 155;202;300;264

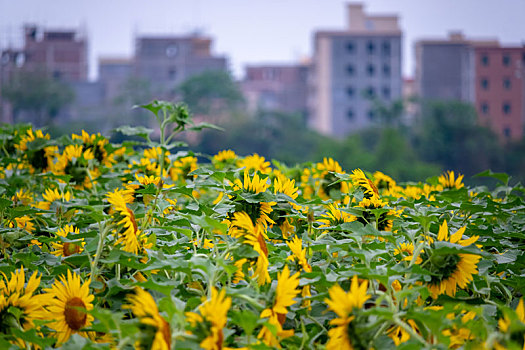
16;128;57;173
286;236;311;273
237;153;271;174
186;288;231;350
170;155;198;183
286;236;312;308
351;169;379;199
258;265;301;348
324;275;370;350
43;270;94;345
12;188;33;206
394;242;422;264
314;158;350;200
125;287;171;350
36;187;72;210
212;150;237;169
438;170;464;189
425;221;481;298
272;175;301;238
232;171;276;230
106;188;150;255
318;203;356;233
72;130;113;167
229;211;271;285
496;298;525;349
357;196;394;232
372;171;396;191
52;144;96;189
51;225;85;257
138;147;171;177
0;266;47;340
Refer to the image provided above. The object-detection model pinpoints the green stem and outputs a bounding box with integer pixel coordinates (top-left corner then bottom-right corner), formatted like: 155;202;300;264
91;223;112;281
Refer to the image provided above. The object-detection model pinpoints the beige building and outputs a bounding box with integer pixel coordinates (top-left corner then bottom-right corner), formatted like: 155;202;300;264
310;3;402;137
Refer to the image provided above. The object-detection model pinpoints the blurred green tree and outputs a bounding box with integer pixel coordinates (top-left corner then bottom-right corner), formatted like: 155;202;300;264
177;70;244;115
3;70;74;125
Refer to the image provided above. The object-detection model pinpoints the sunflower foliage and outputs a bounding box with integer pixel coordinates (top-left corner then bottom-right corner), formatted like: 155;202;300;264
0;101;524;349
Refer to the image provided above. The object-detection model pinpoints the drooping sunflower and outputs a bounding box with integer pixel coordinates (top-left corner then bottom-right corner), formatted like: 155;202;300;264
232;171;276;230
107;188;150;255
324;275;370;350
186;288;231;350
438;170;464;189
51;225;85;258
237;153;271;174
351;168;379;199
425;220;481;298
258;265;301;348
229;211;271;285
125;287;171;350
43;270;94;345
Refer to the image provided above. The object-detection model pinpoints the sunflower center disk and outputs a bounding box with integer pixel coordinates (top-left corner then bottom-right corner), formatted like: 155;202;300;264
63;242;81;257
64;297;87;331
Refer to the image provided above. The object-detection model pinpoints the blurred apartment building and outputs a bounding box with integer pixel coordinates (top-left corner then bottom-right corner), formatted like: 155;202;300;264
133;35;228;99
415;32;525;141
0;25;88;123
0;25;228;127
309;3;402;138
241;64;309;117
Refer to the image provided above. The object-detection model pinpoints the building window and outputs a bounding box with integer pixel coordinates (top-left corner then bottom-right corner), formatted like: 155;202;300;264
365;86;376;98
347;64;355;76
503;77;511;90
367;41;375;55
347;109;355;120
168;68;176;80
367;109;375;120
366;64;375;76
347;42;356;54
481;54;489;66
383;64;390;77
480;102;489;114
347;87;355;98
503;102;511;115
382;41;391;56
504;127;511;139
382;86;391;99
481;78;489;90
502;54;511;66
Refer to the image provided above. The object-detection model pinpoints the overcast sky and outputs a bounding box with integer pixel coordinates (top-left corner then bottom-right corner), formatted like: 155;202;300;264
1;0;524;81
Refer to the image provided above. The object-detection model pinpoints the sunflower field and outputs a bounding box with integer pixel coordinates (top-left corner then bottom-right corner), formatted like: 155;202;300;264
0;101;524;349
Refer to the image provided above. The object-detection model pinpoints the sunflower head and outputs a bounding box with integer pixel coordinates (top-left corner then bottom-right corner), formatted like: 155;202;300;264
125;288;171;350
237;153;271;174
438;170;464;189
424;221;481;298
43;270;94;345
